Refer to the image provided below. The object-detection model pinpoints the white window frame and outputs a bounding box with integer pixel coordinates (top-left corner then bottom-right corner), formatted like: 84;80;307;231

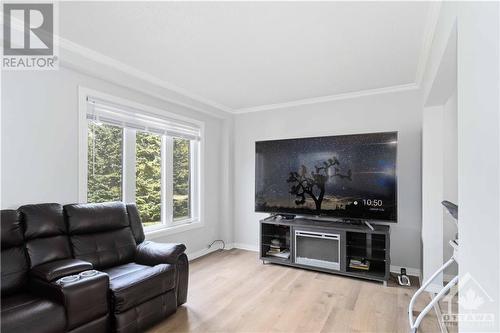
78;87;204;237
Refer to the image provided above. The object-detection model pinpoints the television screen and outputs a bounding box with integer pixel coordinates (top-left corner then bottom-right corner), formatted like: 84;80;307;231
255;132;397;222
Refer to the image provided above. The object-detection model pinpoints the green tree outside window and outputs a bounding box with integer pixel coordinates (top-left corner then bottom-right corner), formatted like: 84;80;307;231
87;123;123;203
173;138;190;220
87;122;192;225
136;131;162;227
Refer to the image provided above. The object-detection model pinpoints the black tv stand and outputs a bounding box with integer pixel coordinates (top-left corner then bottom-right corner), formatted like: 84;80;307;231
260;217;390;284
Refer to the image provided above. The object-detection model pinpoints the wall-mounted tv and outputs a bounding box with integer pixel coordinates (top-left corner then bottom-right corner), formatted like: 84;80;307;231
255;132;398;222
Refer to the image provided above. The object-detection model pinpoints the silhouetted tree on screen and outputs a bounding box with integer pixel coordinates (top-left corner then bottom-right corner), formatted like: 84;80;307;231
287;157;352;213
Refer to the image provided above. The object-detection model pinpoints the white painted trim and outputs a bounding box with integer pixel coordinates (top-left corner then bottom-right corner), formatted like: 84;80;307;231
232;243;259;252
232;83;419;114
187;244;222;261
61;33;432;116
78;89;88;202
78;87;204;228
189;140;201;223
422;106;445;289
160;137;168;227
79;86;205;127
59;37;232;117
415;2;443;86
197;126;205;236
164;136;174;226
61;13;440;117
185;243;244;259
122;129;136;203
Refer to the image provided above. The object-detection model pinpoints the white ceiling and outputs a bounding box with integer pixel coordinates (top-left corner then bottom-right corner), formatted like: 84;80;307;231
60;2;433;113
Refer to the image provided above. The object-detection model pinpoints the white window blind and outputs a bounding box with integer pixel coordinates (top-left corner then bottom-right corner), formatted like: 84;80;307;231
86;97;201;141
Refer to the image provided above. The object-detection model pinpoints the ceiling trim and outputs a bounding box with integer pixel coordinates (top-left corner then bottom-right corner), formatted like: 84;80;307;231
57;37;233;119
59;37;420;116
232;2;439;115
231;83;419;114
55;2;438;117
415;2;442;86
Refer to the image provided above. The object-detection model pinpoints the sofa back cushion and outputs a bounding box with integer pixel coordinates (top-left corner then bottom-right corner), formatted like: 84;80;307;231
64;202;136;269
126;204;145;244
1;210;29;295
19;203;72;268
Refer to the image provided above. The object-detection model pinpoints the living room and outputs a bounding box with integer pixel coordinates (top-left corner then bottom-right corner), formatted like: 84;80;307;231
1;1;499;333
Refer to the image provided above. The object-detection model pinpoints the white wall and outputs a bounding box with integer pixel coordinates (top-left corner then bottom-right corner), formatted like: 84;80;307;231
458;2;500;331
422;1;457;105
421;2;500;330
233;89;423;271
420;0;458;285
422;105;444;292
1;66;228;257
443;90;458;277
421;95;457;287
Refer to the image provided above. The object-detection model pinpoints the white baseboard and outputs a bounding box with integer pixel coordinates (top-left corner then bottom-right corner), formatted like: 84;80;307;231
231;243;259;252
229;244;423;278
187;245;221;261
199;243;424;282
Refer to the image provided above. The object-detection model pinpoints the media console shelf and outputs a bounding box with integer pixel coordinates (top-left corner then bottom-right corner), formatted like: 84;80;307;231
260;218;390;284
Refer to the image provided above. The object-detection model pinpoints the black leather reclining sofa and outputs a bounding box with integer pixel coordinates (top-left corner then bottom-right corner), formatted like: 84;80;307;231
1;202;189;333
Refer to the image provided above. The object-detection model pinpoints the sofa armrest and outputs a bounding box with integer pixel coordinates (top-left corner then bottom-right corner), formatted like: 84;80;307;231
136;241;186;265
30;271;109;331
30;259;93;282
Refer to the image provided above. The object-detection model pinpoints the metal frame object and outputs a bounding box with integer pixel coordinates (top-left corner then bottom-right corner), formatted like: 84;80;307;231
408;249;458;333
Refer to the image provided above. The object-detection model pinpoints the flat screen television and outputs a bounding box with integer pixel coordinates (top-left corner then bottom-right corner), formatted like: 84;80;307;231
255;132;398;222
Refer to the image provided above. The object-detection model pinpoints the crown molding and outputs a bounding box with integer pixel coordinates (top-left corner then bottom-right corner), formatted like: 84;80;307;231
232;3;440;115
231;83;419;114
56;36;421;117
55;3;439;118
415;1;442;86
57;37;233;119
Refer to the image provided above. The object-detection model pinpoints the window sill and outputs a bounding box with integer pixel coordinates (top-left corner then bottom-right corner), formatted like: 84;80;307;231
145;220;204;240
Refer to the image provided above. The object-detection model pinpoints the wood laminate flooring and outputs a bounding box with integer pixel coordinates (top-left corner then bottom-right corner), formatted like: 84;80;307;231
149;249;440;333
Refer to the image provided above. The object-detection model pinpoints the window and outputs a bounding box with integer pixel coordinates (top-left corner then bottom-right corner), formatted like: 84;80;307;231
81;93;201;231
136;131;162;227
87;123;123;203
173;138;190;221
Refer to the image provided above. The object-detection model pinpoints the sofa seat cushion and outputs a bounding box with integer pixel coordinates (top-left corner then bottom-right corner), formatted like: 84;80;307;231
103;262;175;313
1;292;66;333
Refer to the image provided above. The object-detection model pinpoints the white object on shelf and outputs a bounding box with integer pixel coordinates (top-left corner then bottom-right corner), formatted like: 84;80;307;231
266;250;290;259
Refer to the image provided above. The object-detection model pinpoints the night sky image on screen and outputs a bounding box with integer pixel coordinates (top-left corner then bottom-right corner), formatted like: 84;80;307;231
255;132;397;221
